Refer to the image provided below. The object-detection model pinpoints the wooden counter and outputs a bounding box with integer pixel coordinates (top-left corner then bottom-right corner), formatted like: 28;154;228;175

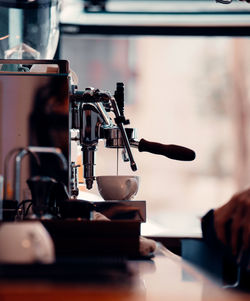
0;246;249;301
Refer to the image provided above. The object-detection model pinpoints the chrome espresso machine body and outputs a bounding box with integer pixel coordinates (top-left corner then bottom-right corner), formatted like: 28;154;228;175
69;83;137;195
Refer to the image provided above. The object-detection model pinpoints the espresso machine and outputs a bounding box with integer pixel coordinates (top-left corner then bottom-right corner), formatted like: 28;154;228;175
0;60;195;259
69;83;137;193
68;82;196;224
69;82;195;197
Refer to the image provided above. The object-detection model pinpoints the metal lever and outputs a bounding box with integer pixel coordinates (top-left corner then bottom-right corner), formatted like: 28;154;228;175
110;97;137;171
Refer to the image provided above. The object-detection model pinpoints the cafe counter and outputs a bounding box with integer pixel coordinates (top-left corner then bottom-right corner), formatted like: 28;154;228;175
0;245;248;301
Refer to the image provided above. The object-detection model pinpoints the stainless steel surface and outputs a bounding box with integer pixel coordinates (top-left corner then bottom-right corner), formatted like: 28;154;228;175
70;162;80;198
82;148;96;190
69;86;138;191
3;148;23;201
95;102;113;127
14;149;31;204
4;147;40;202
104;128;137;148
78;102;100;190
0;60;70;202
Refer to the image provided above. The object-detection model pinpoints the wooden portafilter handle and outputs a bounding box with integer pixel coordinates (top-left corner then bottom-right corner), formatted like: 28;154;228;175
138;139;196;161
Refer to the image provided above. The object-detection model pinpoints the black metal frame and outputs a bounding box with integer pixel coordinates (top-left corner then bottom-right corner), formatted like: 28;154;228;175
60;0;250;37
60;23;250;37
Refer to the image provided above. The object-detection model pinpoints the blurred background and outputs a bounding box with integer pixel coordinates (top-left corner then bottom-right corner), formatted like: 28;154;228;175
59;1;250;230
1;0;249;233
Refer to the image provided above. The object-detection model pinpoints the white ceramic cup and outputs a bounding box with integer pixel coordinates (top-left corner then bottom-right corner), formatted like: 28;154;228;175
96;175;139;201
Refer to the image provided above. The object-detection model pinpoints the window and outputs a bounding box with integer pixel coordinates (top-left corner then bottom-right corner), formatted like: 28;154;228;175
60;0;250;232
